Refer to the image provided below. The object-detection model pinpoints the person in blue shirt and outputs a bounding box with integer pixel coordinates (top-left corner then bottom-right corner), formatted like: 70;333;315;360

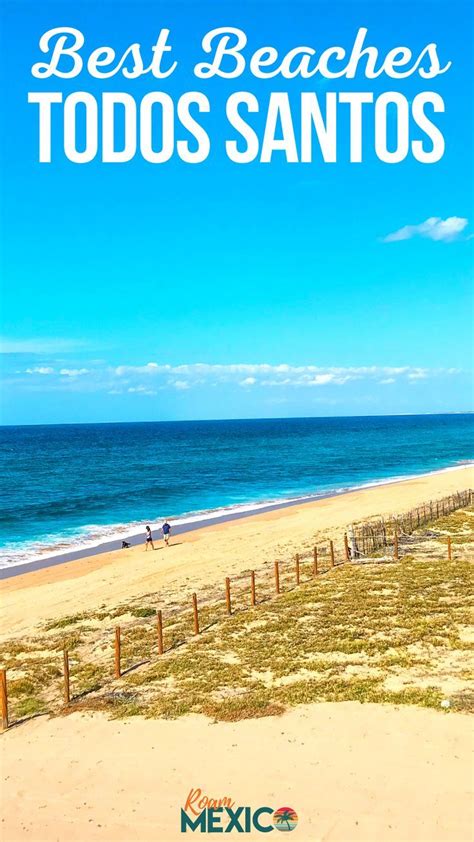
161;520;171;546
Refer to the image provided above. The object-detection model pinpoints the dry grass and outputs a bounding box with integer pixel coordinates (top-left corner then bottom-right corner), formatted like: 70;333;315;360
1;507;472;724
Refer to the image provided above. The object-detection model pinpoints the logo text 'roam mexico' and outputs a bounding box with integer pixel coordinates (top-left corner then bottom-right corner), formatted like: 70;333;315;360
181;789;298;833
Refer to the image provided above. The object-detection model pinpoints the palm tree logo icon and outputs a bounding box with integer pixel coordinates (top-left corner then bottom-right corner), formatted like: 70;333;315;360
273;806;298;831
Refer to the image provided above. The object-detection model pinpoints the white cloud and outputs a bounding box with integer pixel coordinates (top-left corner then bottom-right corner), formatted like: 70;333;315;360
25;366;55;375
108;363;459;391
111;363;459;390
307;374;338;385
12;360;462;395
383;216;469;243
407;369;428;380
1;338;86;354
59;368;89;377
127;385;157;395
115;362;163;376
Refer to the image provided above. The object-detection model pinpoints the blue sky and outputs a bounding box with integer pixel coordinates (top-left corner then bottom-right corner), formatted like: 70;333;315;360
1;0;473;424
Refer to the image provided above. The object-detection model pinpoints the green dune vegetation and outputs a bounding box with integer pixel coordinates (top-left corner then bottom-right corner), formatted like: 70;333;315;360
1;505;473;725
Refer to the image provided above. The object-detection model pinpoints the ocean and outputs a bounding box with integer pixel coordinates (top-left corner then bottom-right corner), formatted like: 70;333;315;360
0;414;472;571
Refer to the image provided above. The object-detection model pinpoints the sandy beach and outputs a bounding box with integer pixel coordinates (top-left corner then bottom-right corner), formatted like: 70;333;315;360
1;464;472;641
1;702;472;842
1;464;473;842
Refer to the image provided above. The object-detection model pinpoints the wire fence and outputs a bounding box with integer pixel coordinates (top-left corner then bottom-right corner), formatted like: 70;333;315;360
350;489;472;558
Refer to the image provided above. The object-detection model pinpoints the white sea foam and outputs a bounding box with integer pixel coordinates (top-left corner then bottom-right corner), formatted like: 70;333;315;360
0;462;471;572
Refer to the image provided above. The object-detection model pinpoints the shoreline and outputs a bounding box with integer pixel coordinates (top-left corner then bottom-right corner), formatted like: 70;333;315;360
1;461;472;580
0;463;472;641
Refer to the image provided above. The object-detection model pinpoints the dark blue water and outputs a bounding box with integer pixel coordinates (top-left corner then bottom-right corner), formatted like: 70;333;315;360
0;414;472;568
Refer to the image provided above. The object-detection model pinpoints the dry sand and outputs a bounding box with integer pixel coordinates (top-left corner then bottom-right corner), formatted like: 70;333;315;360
1;466;473;841
1;464;472;641
1;702;472;842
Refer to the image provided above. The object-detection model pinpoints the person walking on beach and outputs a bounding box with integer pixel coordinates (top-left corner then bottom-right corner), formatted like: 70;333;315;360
145;525;155;551
162;520;171;546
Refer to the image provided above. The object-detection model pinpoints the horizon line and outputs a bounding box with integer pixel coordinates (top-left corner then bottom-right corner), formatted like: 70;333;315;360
1;410;473;429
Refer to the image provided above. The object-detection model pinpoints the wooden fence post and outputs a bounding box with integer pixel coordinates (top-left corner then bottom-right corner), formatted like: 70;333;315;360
313;546;318;576
274;561;280;594
114;627;121;679
447;537;452;561
192;593;199;635
157;610;163;655
344;533;350;562
1;669;8;731
225;577;232;615
329;540;335;567
393;530;399;561
63;649;70;705
295;553;300;585
250;571;256;606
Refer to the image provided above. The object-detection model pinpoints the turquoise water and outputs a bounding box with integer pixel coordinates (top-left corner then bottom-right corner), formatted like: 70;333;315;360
0;414;472;568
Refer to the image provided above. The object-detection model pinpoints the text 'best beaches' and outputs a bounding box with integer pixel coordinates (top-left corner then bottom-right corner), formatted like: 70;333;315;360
28;27;452;165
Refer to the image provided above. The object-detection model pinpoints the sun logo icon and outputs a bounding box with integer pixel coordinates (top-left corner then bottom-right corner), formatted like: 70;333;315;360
273;806;298;832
